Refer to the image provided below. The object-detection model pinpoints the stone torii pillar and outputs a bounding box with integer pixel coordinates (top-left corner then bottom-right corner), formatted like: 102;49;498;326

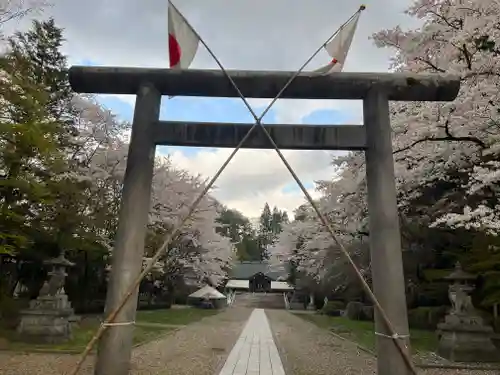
69;66;460;375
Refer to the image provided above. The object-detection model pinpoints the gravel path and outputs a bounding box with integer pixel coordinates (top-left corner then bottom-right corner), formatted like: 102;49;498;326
266;309;375;375
266;309;497;375
0;307;251;375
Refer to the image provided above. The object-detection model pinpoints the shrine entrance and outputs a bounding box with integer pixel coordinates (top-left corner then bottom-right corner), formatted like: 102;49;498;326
249;272;272;293
68;66;459;375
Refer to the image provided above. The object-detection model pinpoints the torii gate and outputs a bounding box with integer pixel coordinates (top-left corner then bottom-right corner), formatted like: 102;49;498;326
69;66;459;375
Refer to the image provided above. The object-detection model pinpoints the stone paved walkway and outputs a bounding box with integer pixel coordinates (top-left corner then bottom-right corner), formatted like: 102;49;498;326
218;309;285;375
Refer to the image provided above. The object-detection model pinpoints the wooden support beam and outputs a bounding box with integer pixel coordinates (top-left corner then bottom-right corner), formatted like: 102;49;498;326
69;66;460;101
152;121;366;150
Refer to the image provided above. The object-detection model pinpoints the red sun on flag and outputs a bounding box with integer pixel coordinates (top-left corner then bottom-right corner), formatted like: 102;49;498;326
169;34;181;68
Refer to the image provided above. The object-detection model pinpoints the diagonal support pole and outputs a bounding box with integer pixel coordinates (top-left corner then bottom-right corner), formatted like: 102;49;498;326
168;2;416;374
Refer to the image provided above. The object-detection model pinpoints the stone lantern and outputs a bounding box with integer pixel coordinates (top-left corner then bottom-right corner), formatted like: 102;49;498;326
17;253;76;343
40;254;75;297
437;262;499;362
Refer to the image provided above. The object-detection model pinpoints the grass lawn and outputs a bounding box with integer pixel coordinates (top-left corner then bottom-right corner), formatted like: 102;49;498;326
0;320;173;353
0;307;218;353
296;313;438;354
136;307;218;325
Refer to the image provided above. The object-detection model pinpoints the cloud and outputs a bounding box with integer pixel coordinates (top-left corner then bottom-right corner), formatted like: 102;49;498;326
168;147;336;217
4;0;420;216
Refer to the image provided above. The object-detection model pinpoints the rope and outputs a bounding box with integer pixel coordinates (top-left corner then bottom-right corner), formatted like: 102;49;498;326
375;332;410;340
68;4;416;375
101;321;135;327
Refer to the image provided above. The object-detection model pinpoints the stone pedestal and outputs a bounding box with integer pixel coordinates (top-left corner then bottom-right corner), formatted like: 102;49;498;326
437;313;499;362
437;262;500;362
17;294;75;344
16;253;76;344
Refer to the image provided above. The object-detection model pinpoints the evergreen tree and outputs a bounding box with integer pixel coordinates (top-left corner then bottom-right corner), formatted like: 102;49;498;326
237;234;261;261
0;19;85;256
271;206;289;234
0;20;64;255
216;207;261;261
271;206;281;234
257;203;289;260
259;203;272;232
6;18;76;139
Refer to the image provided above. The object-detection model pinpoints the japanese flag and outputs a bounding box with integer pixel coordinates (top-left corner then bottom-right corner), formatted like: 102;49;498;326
168;2;200;69
314;8;363;74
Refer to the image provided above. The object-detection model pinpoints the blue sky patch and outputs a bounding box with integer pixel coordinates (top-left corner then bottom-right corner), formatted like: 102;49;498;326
303;108;347;125
282;181;314;194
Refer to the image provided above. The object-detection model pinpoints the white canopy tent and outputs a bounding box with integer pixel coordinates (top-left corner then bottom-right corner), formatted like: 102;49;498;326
188;285;226;300
188;285;227;309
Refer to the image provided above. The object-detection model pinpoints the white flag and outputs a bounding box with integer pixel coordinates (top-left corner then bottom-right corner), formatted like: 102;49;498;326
168;2;200;69
314;10;362;74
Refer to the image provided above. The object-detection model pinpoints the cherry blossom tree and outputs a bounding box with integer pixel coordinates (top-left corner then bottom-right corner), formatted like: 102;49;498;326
147;157;233;288
268;162;370;293
372;0;500;232
270;0;500;298
60;97;233;289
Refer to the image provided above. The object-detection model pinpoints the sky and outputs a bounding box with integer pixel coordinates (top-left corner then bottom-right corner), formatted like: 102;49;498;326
6;0;420;218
